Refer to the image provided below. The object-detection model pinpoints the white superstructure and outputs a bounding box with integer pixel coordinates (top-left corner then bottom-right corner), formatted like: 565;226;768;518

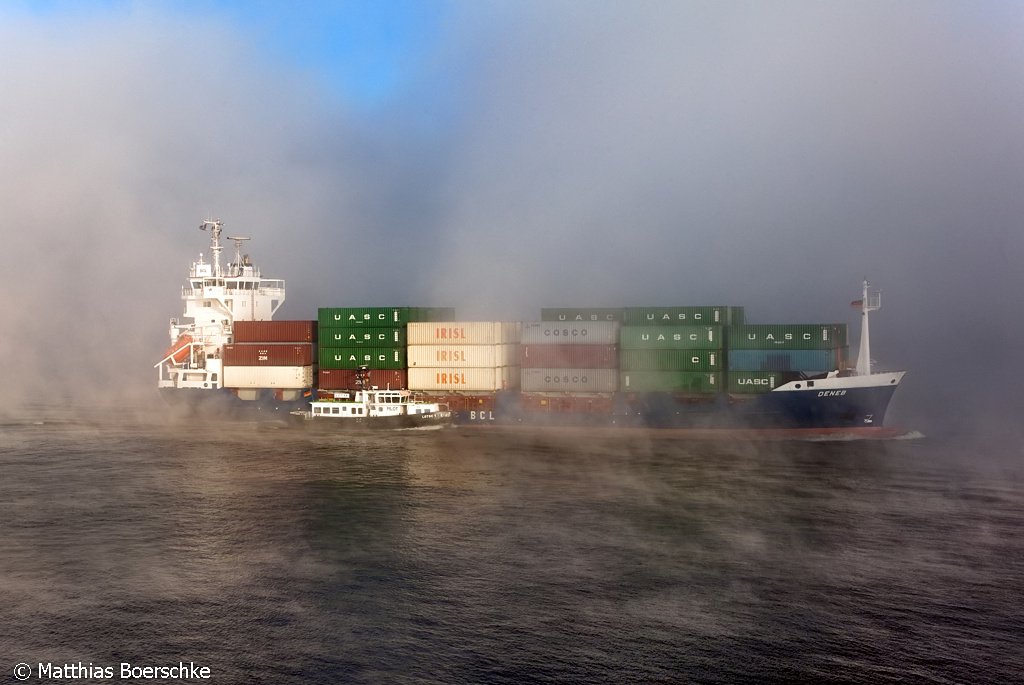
155;220;285;392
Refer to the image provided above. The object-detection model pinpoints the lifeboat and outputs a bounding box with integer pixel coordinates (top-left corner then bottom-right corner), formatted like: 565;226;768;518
163;334;193;364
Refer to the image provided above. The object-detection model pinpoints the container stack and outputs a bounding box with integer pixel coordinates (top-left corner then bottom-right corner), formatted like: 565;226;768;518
618;307;729;394
316;307;454;390
223;320;316;399
725;324;849;393
520;320;620;393
406;322;521;391
516;316;620;416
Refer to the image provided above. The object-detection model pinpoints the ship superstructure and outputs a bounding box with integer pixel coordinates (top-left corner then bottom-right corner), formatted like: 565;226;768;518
155;220;286;398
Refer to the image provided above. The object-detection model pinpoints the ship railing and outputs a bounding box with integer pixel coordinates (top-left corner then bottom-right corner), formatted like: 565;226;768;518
181;282;285;298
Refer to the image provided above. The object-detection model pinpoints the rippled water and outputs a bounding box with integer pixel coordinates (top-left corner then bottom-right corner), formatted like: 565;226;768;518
1;411;1021;683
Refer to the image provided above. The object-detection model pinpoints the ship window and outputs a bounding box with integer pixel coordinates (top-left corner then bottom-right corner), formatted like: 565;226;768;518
807;381;814;387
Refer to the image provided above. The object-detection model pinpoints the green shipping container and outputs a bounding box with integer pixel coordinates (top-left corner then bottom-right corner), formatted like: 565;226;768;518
622;306;744;326
619;371;722;393
726;324;848;350
619;349;721;371
408;307;457;322
318;307;411;328
619;326;722;350
320;327;407;347
318;347;406;370
727;371;784;394
540;308;625;322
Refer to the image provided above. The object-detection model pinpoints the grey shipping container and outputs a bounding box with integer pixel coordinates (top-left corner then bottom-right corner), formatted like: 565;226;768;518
520;321;619;345
520;368;618;393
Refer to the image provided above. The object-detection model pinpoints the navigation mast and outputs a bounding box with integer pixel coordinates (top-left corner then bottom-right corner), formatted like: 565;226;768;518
854;279;882;375
199;219;224;278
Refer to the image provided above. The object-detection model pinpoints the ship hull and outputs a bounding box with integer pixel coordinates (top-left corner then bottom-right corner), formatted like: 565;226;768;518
287;410;453;431
157;387;307;419
465;373;904;433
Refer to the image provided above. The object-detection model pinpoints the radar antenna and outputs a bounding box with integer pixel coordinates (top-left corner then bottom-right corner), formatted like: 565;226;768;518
226;235;251;275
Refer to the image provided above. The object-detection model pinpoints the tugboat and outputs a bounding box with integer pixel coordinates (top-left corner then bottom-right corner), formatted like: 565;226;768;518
289;368;453;430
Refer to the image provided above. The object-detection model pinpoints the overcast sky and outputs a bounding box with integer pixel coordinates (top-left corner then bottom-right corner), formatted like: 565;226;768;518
1;1;1021;435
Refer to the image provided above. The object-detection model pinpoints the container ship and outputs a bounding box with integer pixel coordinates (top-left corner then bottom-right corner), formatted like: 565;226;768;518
156;221;906;436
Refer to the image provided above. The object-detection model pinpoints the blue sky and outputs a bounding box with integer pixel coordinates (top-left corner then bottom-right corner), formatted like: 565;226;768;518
6;0;447;107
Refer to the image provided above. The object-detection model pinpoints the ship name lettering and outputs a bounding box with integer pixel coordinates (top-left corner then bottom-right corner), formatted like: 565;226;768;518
469;410;494;421
817;390;847;397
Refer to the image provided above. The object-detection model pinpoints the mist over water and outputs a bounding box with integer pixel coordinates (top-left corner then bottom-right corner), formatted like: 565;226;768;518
1;411;1021;683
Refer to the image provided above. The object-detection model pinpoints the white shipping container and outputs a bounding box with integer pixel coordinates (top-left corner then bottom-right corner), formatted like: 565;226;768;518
222;365;313;389
520;321;619;345
407;344;519;368
407;366;520;392
406;321;521;345
520;367;618;393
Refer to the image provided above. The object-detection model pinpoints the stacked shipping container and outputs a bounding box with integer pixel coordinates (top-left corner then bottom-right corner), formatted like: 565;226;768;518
725;324;849;393
316;307;454;390
520;320;620;393
223;304;860;412
618;307;730;393
406;322;521;392
511;314;618;417
222;320;316;395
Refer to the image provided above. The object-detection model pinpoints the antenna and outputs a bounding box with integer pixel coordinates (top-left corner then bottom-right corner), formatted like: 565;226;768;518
226;235;251;274
199;219;224;278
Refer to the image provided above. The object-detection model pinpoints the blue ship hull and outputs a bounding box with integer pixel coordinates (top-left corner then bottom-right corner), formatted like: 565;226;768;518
452;373;904;432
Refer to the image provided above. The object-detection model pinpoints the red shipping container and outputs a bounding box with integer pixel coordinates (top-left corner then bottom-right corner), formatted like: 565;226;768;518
414;393;496;413
222;343;313;366
520;344;619;369
519;393;613;415
318;368;408;391
233;320;317;343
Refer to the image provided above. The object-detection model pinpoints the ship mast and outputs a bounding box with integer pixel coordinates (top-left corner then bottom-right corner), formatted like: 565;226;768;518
854;279;882;375
199;219;224;278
